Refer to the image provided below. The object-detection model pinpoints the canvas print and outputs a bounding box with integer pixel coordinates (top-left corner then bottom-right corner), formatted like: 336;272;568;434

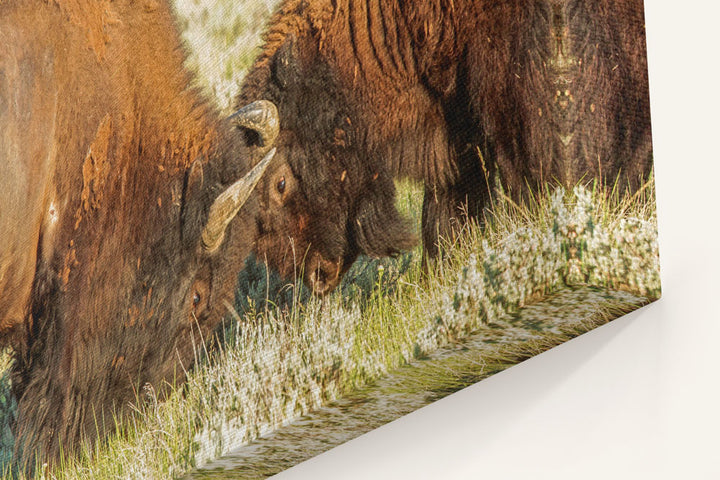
0;0;660;478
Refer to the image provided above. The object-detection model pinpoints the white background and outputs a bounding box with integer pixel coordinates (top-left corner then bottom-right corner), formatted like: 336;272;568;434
277;2;720;478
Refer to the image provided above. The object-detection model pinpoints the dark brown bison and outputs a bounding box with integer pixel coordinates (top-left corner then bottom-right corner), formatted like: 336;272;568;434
248;57;417;294
239;0;653;291
0;0;278;468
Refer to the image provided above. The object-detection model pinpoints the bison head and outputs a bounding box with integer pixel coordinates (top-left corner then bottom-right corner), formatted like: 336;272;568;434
242;37;416;295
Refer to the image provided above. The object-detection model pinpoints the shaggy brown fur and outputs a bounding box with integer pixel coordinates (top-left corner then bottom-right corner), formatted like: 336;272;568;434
0;0;270;468
248;51;417;294
240;0;653;267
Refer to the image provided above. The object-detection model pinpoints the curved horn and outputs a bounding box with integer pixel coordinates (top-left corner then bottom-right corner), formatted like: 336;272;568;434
201;148;277;253
230;100;279;148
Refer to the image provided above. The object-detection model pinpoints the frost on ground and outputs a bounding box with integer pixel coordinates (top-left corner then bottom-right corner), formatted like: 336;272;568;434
417;186;659;358
0;177;659;480
186;185;660;470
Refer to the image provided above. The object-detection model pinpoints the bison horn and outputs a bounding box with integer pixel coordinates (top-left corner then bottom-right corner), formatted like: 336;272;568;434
201;148;277;253
230;100;279;148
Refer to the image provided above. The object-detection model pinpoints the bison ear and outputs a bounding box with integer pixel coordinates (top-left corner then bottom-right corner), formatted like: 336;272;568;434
353;187;418;258
272;34;301;90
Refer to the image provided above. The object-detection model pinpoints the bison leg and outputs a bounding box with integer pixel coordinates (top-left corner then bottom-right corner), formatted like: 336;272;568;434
421;157;493;263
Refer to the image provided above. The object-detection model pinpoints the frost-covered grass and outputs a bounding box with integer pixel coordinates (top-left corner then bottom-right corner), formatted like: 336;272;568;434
0;177;660;480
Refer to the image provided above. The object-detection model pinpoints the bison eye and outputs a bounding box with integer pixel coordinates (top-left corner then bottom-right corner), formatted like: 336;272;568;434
192;291;201;307
277;176;286;194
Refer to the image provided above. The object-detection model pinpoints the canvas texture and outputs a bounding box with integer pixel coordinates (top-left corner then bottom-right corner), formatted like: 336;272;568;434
0;0;659;477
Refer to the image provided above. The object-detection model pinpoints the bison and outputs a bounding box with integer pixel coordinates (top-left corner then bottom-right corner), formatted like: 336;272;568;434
0;0;278;468
239;0;653;292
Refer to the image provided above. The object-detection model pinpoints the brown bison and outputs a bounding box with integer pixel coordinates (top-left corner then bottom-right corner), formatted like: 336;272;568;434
239;0;653;291
0;0;278;468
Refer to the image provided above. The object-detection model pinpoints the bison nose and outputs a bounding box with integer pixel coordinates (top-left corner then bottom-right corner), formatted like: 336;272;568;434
307;255;342;296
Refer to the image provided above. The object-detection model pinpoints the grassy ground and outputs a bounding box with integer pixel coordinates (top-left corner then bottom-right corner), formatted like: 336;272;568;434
0;1;661;477
186;288;648;478
0;177;660;479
